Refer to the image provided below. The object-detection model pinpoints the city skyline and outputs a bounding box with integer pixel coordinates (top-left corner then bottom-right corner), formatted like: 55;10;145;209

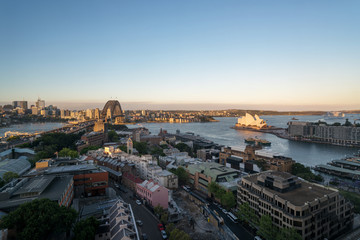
1;1;359;110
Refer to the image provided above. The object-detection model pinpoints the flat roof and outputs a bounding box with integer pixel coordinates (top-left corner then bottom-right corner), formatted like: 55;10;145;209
187;162;239;180
316;164;360;176
245;172;335;206
332;160;360;168
44;164;100;174
14;175;55;195
0;175;73;211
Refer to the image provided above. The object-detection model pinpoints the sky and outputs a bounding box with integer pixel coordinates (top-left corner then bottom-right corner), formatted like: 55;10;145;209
0;1;359;111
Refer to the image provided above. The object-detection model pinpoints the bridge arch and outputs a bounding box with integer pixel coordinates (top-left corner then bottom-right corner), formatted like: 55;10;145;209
101;100;123;118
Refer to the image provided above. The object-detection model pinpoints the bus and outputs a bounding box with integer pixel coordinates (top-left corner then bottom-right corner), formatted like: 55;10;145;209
227;212;238;223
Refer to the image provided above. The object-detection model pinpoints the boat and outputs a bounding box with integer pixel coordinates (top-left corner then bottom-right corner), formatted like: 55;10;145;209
291;117;299;120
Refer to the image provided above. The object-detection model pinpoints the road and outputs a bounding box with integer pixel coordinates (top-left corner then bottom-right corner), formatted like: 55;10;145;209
110;181;163;240
208;203;254;240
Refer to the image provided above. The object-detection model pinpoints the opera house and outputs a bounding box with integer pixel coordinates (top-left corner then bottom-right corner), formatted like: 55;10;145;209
236;113;267;129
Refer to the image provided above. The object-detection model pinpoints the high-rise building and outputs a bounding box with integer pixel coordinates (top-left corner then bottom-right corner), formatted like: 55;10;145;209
12;101;28;110
238;171;353;240
36;98;45;109
94;108;100;119
31;106;39;115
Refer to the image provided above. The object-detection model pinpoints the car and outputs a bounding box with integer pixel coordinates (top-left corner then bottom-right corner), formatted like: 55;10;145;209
161;230;168;239
136;220;143;226
254;236;262;240
135;200;142;205
141;233;148;240
157;223;164;231
222;208;228;214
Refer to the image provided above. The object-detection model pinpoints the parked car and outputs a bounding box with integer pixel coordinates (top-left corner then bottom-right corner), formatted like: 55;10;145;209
222;208;228;214
136;220;143;226
157;223;164;231
141;233;148;240
135;200;142;205
254;237;262;240
161;230;168;239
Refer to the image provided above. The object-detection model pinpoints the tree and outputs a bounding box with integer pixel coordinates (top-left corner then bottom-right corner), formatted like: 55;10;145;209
160;212;169;225
154;205;165;216
2;171;19;183
108;130;119;142
257;215;277;240
344;119;353;127
59;148;79;159
237;202;259;227
0;198;77;240
175;143;193;157
207;181;226;200
221;191;236;210
277;227;302;240
171;167;189;185
118;145;127;152
133;141;148;155
73;216;99;240
80;145;101;155
291;163;323;182
165;223;175;236
169;228;191;240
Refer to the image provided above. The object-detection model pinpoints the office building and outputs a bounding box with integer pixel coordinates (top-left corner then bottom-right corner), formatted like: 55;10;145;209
238;171;353;240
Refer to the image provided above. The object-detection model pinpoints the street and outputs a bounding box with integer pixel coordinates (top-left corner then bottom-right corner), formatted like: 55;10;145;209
110;181;163;240
208;203;254;240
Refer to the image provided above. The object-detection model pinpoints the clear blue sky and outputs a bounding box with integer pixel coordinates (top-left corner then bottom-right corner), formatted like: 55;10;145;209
1;1;359;110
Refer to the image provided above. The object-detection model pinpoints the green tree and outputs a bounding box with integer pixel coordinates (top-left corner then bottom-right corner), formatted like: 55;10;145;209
2;171;19;183
73;216;99;240
80;145;101;155
0;198;77;240
169;228;191;240
59;147;79;159
154;205;165;216
170;167;189;186
276;227;302;240
165;223;175;236
175;143;193;157
291;163;323;182
118;145;127;152
237;202;259;227
150;146;165;156
160;212;169;225
221;191;236;210
108;130;119;142
257;215;277;240
133;141;148;155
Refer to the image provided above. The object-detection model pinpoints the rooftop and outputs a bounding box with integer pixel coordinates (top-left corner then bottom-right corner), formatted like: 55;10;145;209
187;162;239;180
245;171;335;206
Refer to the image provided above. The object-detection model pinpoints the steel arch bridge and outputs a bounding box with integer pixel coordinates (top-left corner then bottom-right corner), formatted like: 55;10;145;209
101;100;123;118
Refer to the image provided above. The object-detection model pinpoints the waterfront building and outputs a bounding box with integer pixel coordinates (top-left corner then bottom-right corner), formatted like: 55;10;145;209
220;146;294;173
0;175;73;212
136;179;169;209
187;162;241;196
236;113;267;129
288;121;360;147
238;171;353;240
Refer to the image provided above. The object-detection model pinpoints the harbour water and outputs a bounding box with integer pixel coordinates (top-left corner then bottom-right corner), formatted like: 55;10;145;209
128;115;360;167
0;122;66;138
